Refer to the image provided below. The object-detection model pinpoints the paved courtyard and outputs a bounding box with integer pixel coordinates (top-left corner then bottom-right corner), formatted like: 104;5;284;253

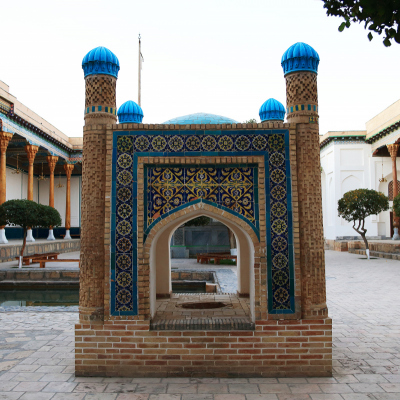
0;250;399;399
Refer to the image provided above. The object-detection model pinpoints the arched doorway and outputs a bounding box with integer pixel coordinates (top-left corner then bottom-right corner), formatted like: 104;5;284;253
148;203;257;322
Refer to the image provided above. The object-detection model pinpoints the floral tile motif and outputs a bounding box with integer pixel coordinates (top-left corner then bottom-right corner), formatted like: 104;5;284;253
114;147;135;312
146;167;255;228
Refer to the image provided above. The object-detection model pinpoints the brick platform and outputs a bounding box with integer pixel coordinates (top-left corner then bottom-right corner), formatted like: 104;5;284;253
75;318;332;377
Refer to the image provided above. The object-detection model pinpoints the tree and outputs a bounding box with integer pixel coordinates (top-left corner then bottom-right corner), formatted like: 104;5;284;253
393;192;400;218
338;189;389;258
0;200;62;268
322;0;400;47
244;119;257;124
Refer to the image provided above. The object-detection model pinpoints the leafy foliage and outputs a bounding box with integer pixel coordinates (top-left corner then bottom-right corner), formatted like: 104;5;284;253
0;200;62;258
244;119;257;124
338;189;389;251
0;200;61;230
322;0;400;47
393;192;400;216
0;206;6;227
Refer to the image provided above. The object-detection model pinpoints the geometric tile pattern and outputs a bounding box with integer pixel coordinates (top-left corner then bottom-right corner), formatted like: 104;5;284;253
268;134;293;311
146;167;255;228
114;147;135;312
120;133;272;153
112;130;294;315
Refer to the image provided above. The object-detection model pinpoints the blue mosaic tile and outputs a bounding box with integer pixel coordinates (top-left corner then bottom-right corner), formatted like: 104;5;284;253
111;130;295;316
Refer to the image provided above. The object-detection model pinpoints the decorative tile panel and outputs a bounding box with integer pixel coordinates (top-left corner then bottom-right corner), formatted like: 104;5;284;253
111;130;295;316
114;147;135;313
146;167;255;229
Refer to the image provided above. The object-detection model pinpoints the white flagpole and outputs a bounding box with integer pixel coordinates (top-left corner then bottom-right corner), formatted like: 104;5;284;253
138;34;142;107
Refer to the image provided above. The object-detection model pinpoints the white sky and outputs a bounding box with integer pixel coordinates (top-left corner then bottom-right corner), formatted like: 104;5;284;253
2;0;400;138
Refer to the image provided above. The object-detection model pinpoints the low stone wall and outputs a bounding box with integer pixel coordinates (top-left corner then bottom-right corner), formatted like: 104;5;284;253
0;269;79;290
0;239;80;263
75;318;332;377
171;271;215;281
348;241;400;260
325;240;348;252
0;269;79;282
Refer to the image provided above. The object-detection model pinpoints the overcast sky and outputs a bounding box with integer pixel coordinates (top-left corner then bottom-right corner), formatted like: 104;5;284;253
2;0;400;138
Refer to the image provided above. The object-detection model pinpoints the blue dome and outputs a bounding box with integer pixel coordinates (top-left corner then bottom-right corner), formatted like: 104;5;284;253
82;46;120;79
163;112;238;125
281;42;319;76
259;98;285;122
118;100;144;123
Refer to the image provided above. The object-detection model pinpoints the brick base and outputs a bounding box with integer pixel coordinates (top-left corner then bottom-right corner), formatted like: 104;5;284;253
75;318;332;377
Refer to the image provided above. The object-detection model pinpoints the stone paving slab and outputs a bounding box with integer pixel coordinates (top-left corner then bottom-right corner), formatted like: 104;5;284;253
0;250;398;398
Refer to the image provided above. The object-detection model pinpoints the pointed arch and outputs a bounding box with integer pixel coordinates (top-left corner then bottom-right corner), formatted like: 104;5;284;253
145;201;261;321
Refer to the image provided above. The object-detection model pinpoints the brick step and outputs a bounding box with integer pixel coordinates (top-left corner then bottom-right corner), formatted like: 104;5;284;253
151;317;254;331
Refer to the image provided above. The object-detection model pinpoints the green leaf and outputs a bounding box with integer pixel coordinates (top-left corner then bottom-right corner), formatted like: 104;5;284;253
339;22;346;32
368;32;373;41
383;37;391;47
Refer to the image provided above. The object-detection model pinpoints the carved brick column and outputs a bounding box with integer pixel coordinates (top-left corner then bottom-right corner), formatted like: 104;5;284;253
64;163;74;240
80;68;117;321
0;129;13;244
46;155;58;240
24;144;39;242
284;70;327;318
387;143;400;240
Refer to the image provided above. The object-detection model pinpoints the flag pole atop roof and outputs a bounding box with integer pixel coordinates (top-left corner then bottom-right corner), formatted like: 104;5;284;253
138;34;144;107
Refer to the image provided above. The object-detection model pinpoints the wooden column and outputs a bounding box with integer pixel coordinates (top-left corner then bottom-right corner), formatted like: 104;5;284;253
64;163;74;239
387;144;400;239
46;155;58;240
24;145;39;201
0;129;13;244
24;144;39;242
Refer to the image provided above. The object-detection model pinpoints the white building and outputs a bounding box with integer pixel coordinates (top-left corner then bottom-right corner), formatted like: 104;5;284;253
320;100;400;240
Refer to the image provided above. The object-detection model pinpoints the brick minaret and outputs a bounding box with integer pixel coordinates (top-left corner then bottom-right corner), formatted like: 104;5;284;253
80;47;120;321
282;42;328;318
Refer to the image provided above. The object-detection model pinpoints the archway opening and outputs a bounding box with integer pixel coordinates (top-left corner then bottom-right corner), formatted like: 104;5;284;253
170;215;236;295
148;206;256;329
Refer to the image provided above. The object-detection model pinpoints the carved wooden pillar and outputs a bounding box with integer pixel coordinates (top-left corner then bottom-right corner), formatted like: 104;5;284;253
0;129;13;244
64;163;74;239
24;144;39;242
46;155;58;240
387;143;400;240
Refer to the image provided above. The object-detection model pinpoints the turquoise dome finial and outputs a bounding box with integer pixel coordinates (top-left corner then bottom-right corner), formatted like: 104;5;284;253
281;42;319;76
118;100;144;123
259;98;285;122
82;46;120;79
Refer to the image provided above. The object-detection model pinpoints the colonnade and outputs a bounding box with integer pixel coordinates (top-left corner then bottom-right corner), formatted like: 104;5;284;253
0;130;75;244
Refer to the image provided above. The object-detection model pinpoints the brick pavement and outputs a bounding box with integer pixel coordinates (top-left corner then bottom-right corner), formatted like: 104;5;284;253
0;250;399;399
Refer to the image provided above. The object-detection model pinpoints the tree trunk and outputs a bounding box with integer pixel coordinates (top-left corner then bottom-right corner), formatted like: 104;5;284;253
361;233;370;259
353;219;370;259
19;228;27;268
